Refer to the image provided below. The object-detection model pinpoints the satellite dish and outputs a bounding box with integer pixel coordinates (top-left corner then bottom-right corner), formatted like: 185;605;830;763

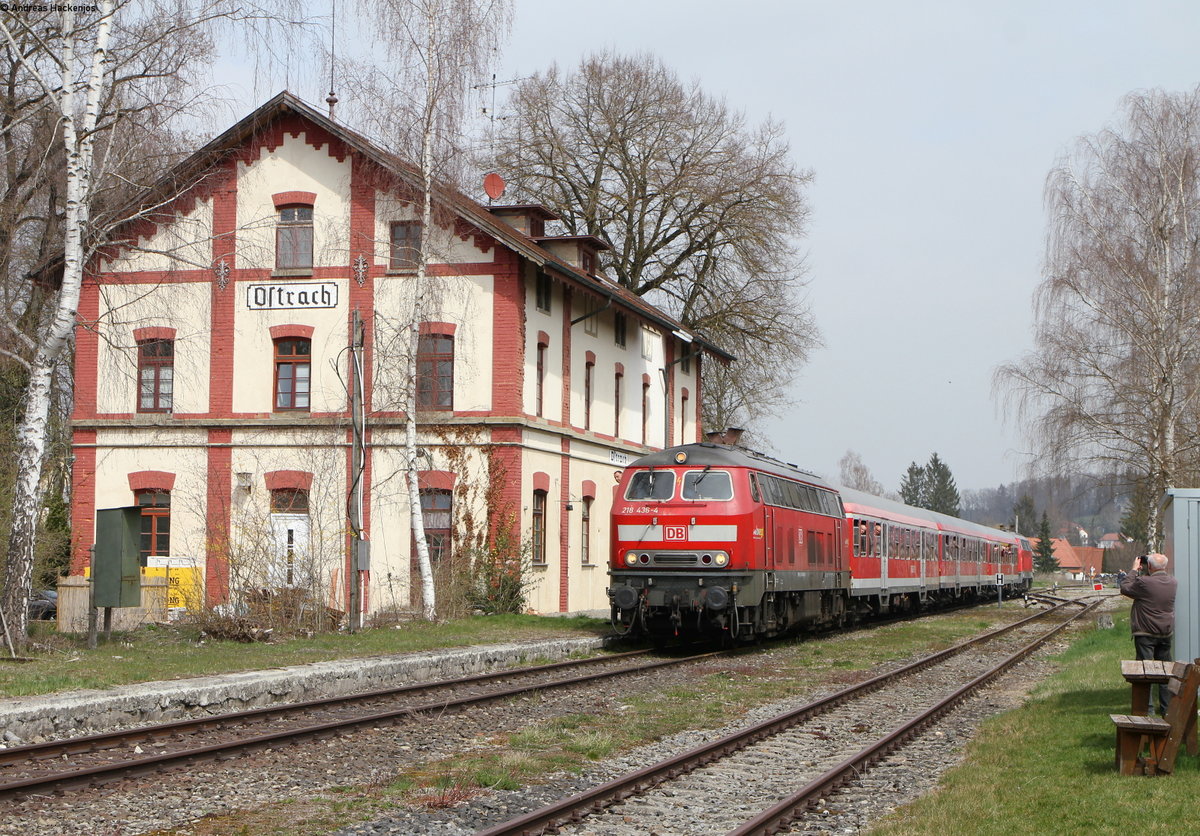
483;172;506;200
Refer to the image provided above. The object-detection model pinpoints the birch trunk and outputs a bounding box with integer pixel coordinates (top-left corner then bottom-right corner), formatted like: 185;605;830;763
405;3;440;622
1;3;113;643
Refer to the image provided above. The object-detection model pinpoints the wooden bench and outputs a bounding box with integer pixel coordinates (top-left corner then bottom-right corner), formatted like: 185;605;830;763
1121;660;1174;715
1111;660;1200;775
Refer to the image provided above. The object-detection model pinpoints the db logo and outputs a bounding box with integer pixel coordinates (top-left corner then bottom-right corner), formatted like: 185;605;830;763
664;525;687;541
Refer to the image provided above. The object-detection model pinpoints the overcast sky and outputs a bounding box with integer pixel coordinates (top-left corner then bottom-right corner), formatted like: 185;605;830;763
490;0;1200;492
219;1;1200;493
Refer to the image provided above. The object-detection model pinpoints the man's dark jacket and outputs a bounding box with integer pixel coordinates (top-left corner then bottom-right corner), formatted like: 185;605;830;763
1120;572;1178;636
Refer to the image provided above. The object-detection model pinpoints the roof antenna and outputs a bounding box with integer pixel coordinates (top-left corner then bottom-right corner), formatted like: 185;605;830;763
326;0;339;119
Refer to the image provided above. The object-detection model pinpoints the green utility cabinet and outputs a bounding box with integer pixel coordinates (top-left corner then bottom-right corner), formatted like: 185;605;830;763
93;507;142;608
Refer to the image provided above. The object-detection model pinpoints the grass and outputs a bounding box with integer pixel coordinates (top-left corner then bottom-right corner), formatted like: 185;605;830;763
1;613;609;698
151;604;1042;836
867;608;1197;836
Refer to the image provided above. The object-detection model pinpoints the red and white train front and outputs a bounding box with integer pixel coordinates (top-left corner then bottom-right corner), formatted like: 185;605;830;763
608;443;849;639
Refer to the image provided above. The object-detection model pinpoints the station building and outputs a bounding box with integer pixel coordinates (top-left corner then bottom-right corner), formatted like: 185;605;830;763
68;92;729;619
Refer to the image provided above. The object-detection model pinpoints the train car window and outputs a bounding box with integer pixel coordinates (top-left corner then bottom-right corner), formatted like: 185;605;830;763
765;476;784;506
801;485;818;513
682;470;733;501
625;471;675;500
749;473;760;502
791;482;807;510
781;480;798;509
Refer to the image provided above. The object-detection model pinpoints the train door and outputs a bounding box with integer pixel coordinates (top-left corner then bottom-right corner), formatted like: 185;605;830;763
878;521;888;595
762;504;776;571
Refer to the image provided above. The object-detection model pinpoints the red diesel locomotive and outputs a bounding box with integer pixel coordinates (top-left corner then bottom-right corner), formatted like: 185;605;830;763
608;442;1033;640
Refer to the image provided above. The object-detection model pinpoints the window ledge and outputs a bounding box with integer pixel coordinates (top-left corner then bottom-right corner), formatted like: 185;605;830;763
385;268;419;276
271;268;314;278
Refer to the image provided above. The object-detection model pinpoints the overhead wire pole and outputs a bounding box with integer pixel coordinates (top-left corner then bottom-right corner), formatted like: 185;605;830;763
348;309;367;631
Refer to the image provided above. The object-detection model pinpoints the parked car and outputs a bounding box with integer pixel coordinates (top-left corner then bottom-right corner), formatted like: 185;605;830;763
28;589;57;621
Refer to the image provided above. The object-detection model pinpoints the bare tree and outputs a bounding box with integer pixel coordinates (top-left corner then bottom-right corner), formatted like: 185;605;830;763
493;51;819;435
0;0;302;642
348;0;511;620
997;87;1200;548
838;450;885;495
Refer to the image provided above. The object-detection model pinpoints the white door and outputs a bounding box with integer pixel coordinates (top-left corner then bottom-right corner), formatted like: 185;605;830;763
270;513;311;588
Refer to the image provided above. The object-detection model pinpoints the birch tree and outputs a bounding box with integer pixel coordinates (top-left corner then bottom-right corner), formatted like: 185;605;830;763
349;0;511;620
997;87;1200;548
0;0;299;642
493;52;819;434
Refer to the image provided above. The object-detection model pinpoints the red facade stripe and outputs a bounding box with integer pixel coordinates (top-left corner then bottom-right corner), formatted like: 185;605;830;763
559;436;570;612
419;321;457;336
69;430;97;574
205;429;233;605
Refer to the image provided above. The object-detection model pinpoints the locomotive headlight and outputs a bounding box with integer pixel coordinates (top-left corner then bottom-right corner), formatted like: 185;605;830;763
624;551;638;566
714;551;729;567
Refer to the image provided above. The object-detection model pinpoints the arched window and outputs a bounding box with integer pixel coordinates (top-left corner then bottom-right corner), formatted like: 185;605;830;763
584;359;594;430
274;337;311;410
389;221;422;271
416;333;454;410
531;490;547;565
136;489;170;560
137;338;174;412
580;497;593;565
419;489;453;563
276;205;313;271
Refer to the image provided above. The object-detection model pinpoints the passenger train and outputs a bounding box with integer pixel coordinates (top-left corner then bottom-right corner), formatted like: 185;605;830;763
607;442;1033;640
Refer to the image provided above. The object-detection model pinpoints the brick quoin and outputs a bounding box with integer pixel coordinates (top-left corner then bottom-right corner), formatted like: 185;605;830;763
69;430;97;574
209;159;238;417
664;338;676;447
345;154;377;610
488;425;523;550
559;435;570;612
206;430;233;605
561;285;572;427
72;280;101;420
491;248;524;414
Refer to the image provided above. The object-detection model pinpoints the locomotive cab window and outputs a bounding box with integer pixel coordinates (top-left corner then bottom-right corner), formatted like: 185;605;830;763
682;470;733;501
625;470;675;500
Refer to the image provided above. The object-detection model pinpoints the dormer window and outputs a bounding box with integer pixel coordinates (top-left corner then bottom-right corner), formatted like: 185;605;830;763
581;249;595;275
276;206;313;271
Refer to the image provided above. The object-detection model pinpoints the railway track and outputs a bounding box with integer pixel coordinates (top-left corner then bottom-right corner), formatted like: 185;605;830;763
477;597;1099;836
0;646;725;801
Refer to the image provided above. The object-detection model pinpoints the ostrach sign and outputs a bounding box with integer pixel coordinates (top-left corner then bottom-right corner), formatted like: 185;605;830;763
247;282;339;310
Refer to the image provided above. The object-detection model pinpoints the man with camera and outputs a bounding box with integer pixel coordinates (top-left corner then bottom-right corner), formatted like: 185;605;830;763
1120;553;1178;715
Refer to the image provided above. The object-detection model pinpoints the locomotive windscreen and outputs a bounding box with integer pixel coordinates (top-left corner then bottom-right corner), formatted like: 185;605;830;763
682;470;733;500
625;470;675;500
